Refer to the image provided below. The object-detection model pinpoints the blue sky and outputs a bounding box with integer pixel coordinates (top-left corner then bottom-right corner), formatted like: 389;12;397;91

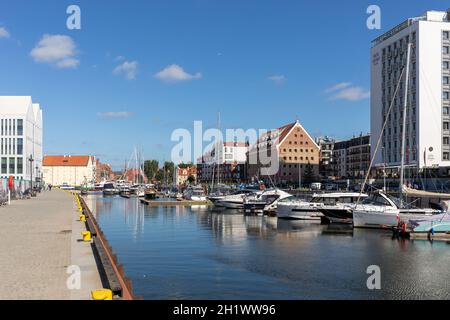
0;0;447;169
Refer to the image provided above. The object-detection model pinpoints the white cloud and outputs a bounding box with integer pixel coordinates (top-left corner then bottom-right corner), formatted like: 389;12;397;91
113;60;138;80
326;82;370;101
325;82;352;93
30;34;79;69
97;112;132;118
0;27;10;39
268;75;286;85
154;64;202;83
115;55;125;61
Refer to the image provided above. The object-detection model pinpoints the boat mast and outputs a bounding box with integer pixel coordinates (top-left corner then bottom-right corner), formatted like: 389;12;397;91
217;111;221;187
399;41;412;207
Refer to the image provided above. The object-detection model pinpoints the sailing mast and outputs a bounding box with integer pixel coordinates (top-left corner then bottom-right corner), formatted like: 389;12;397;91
217;111;221;187
399;41;412;207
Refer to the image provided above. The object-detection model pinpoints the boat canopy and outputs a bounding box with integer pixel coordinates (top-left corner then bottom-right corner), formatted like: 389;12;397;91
402;186;450;200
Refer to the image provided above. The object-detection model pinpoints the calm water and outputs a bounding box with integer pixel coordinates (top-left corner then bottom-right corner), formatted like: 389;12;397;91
86;194;450;300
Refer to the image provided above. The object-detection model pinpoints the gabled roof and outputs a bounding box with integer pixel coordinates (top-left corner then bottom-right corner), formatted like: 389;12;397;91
248;120;320;153
43;155;92;167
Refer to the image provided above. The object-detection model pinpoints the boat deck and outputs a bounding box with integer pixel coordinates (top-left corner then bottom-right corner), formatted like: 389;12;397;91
139;199;212;206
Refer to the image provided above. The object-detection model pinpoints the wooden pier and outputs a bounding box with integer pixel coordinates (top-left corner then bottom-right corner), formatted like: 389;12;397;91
139;198;212;206
410;232;450;242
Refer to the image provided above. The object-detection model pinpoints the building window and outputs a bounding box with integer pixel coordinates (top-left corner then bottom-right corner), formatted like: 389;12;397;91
1;158;6;174
17;157;23;174
444;152;450;160
444;107;449;115
444;91;450;100
444;31;450;40
9;157;14;174
17;119;23;136
444;46;450;55
444;77;450;85
444;122;450;130
17;138;23;155
444;61;450;69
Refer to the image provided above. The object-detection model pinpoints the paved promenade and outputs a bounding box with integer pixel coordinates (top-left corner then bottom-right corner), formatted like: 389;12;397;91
0;190;103;300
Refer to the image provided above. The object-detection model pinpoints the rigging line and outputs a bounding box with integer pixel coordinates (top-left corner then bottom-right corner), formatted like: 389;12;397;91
356;67;406;205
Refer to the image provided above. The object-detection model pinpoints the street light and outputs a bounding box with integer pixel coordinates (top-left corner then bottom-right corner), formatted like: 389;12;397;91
35;165;40;192
28;155;34;196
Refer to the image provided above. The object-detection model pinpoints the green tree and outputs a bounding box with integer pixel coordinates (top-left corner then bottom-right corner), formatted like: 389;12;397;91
178;162;193;169
144;160;159;182
155;161;175;185
303;162;316;186
187;174;196;184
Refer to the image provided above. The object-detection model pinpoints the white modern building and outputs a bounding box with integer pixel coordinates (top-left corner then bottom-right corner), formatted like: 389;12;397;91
371;10;450;171
0;96;43;187
197;141;248;183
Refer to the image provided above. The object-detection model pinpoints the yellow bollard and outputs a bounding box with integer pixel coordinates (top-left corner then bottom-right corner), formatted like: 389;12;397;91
91;289;113;300
79;214;86;222
81;231;91;242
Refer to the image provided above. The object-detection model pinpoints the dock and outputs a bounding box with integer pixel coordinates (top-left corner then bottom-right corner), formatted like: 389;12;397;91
139;198;212;206
410;232;450;242
0;190;103;299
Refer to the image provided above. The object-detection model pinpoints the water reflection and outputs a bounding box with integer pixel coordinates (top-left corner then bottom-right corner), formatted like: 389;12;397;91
88;195;450;300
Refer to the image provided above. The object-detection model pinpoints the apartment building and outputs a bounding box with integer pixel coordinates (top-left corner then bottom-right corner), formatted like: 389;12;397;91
333;134;371;179
197;141;248;184
316;136;336;179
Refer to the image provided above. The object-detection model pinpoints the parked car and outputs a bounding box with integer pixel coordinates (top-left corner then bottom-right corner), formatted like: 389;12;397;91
59;183;75;190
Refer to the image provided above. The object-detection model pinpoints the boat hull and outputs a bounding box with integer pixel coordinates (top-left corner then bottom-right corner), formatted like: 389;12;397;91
353;210;398;229
277;206;322;220
216;200;244;209
319;208;353;224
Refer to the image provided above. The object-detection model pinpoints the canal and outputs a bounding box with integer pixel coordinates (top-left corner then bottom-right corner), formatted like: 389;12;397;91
86;195;450;300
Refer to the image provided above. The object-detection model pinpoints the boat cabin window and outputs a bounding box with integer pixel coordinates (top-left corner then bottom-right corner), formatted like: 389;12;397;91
279;196;295;203
363;194;392;206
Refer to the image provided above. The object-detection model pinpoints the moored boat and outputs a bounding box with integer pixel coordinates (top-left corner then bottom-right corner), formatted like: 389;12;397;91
243;189;292;214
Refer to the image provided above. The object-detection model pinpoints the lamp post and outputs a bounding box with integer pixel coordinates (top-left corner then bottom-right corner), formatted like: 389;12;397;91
35;165;39;192
28;155;34;196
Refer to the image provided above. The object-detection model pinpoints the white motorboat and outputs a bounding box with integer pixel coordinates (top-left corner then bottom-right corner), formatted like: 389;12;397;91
278;192;366;221
243;189;292;214
215;189;262;209
103;182;119;195
184;186;207;201
352;192;443;229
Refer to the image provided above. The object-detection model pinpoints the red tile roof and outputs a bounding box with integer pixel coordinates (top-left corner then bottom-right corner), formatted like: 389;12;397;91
277;122;296;143
43;155;92;167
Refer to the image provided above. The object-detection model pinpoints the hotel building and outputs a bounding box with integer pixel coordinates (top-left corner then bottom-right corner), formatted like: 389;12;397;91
0;96;43;188
371;10;450;175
